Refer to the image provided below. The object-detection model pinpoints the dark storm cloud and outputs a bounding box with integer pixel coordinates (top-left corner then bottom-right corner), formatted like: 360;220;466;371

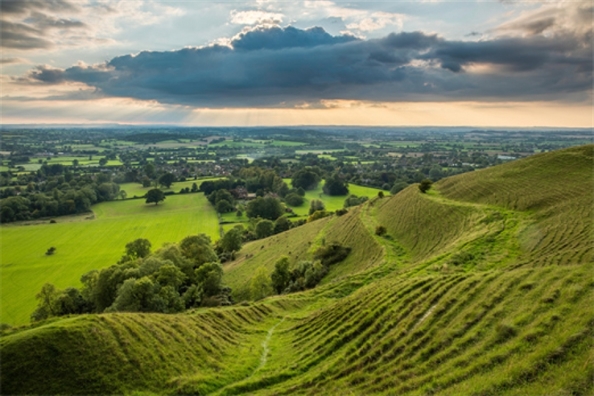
0;0;79;14
0;21;52;49
0;0;85;49
25;26;593;106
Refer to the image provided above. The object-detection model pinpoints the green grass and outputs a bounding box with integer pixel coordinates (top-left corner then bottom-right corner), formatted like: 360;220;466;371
0;193;219;326
283;180;386;217
118;178;220;198
2;145;593;395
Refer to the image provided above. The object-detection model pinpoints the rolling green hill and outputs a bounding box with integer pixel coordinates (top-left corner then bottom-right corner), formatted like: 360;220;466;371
2;145;592;395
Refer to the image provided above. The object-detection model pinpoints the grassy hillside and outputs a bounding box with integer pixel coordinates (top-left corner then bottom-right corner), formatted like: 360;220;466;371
437;145;593;268
0;193;219;326
2;145;592;395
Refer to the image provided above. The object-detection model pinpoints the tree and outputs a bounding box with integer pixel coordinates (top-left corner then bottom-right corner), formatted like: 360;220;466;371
285;193;304;207
323;174;349;196
144;163;156;179
180;234;218;266
274;216;291;234
125;238;152;259
271;256;291;294
216;199;234;213
419;179;433;193
246;196;284;220
390;181;408;195
156;264;187;289
30;283;59;321
45;246;56;255
255;219;275;239
195;263;224;297
159;173;175;188
191;182;198;192
309;199;325;215
119;190;127;200
72;159;79;167
219;227;243;253
145;188;165;205
250;267;273;300
291;169;321;190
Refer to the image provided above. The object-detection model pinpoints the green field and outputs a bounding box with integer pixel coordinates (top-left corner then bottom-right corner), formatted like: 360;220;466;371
283;179;387;217
0;193;219;326
118;178;220;198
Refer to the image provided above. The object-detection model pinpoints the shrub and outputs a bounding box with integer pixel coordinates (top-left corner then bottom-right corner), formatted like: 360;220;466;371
308;210;329;222
45;247;56;255
375;225;387;236
313;243;352;266
419;179;433;193
344;194;368;208
336;208;348;216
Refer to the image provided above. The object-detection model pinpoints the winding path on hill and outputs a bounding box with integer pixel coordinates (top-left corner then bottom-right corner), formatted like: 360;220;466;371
253;317;285;375
360;188;527;275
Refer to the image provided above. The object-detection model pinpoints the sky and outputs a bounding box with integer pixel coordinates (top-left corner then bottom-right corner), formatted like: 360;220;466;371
0;0;592;127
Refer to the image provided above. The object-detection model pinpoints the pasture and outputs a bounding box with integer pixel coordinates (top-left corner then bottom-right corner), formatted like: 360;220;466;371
283;179;387;217
0;193;219;325
118;178;220;198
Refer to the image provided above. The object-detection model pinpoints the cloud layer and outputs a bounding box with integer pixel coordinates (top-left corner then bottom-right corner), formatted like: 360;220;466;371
24;16;592;107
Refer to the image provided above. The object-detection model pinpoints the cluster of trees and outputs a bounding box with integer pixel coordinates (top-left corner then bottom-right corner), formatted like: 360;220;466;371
322;173;349;196
344;194;368;208
31;235;234;321
1;167;121;223
208;188;236;213
269;243;351;294
291;168;321;191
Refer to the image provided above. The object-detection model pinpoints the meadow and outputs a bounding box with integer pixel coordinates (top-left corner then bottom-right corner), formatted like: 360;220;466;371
0;192;219;326
284;180;388;217
118;178;220;198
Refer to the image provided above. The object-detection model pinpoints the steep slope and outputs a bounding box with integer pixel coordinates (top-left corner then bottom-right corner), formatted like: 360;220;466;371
2;145;592;395
437;144;593;268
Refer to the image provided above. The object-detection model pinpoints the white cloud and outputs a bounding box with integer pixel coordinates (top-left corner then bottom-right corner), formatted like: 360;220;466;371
230;10;284;25
346;12;405;32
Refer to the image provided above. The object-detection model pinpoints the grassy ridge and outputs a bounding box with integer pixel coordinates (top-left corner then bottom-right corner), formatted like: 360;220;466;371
1;193;219;326
0;305;279;395
437;145;593;268
375;186;485;263
2;145;592;394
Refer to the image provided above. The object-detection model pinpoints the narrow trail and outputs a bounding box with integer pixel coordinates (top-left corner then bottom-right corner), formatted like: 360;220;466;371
252;317;285;377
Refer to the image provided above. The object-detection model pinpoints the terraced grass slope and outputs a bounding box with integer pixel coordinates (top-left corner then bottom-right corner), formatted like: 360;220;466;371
2;145;592;395
437;144;593;268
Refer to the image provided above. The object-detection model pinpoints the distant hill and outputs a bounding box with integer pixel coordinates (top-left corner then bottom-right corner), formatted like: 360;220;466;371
2;145;592;395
